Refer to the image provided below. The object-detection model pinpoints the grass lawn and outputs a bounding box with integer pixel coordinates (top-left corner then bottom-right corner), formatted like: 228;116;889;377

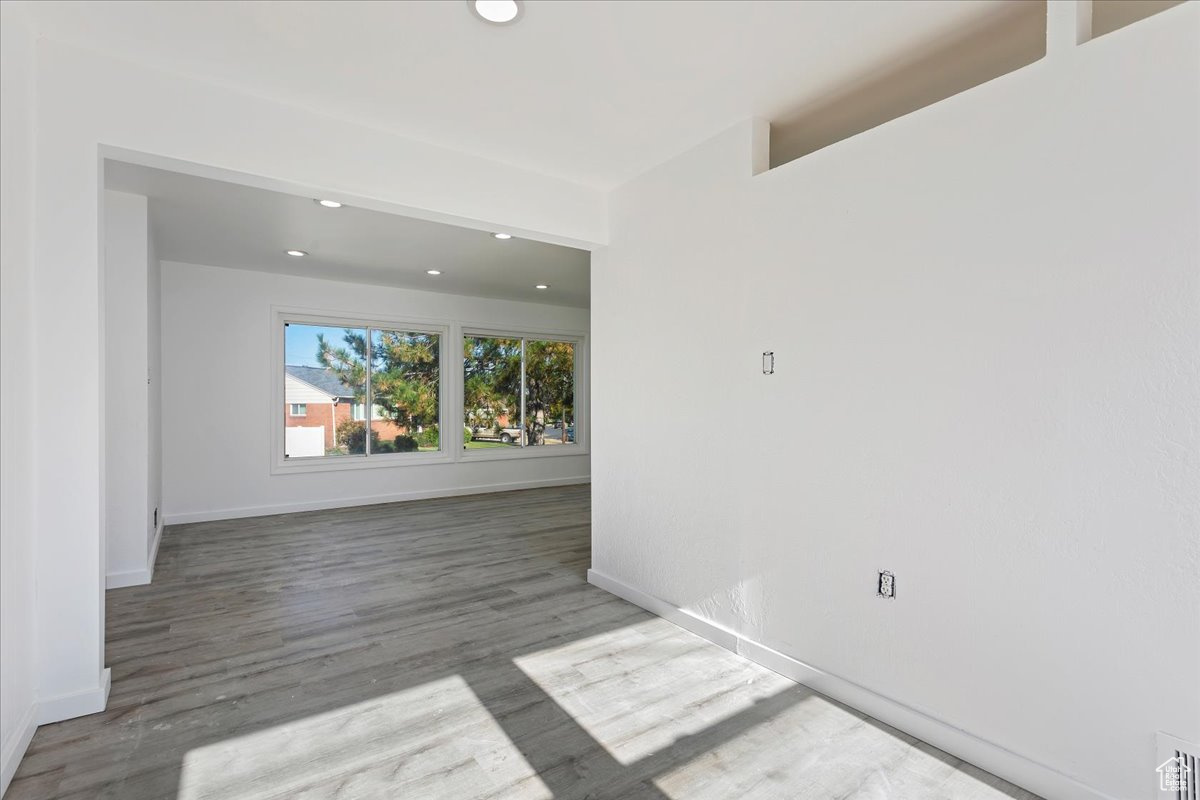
465;440;511;449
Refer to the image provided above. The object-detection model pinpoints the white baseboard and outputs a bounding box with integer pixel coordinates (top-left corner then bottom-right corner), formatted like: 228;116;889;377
106;567;151;589
1;702;38;797
585;567;741;651
586;569;1115;800
147;517;163;576
6;671;113;792
164;475;591;525
106;519;164;589
36;669;111;726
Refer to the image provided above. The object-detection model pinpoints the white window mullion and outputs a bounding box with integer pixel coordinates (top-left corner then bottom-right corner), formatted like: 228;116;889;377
364;326;373;456
519;338;527;447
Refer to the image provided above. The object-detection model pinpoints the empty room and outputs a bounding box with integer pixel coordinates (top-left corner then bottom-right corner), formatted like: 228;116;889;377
0;2;1196;800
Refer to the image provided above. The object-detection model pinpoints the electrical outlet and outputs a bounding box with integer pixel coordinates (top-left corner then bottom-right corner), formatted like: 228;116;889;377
877;570;895;598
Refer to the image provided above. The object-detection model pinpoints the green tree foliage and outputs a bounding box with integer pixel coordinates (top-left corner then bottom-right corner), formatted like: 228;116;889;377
370;330;440;430
524;340;574;445
463;337;574;446
318;329;440;443
463;336;521;434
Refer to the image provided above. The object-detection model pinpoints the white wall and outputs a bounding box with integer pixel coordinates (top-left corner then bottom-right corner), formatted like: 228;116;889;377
21;37;605;731
147;216;163;568
13;4;1193;799
103;190;162;588
161;262;589;523
0;4;40;794
591;6;1199;800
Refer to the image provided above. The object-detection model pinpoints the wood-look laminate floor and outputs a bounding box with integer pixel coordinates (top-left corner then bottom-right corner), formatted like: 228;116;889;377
9;485;1040;800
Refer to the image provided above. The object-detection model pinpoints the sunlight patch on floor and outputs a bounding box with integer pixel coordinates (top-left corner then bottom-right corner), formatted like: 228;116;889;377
513;617;793;766
177;675;551;800
651;692;1019;800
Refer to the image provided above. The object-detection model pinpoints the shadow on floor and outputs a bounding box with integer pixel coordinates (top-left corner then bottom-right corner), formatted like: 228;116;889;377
9;486;1038;800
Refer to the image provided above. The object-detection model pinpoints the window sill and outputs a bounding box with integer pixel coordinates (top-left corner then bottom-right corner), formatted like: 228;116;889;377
460;444;588;462
272;451;454;475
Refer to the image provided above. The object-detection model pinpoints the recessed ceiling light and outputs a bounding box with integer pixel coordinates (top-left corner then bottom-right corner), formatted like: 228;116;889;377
535;284;549;290
315;199;342;208
285;249;308;257
470;0;522;25
426;269;442;275
493;232;513;240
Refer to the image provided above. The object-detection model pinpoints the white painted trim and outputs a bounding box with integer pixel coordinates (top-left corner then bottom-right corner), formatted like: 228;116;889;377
105;519;163;589
105;567;151;589
1;701;38;797
36;669;111;726
458;443;585;462
272;451;456;475
165;475;591;525
586;569;1117;800
585;568;740;652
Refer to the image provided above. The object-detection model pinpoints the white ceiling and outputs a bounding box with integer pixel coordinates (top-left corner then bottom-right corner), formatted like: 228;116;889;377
27;0;1032;189
106;161;591;308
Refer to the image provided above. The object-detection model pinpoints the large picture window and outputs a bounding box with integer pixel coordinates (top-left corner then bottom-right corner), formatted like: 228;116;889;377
276;311;582;471
283;321;441;459
463;334;576;449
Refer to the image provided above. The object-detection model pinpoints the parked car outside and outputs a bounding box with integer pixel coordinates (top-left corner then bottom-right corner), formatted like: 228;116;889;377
472;425;523;444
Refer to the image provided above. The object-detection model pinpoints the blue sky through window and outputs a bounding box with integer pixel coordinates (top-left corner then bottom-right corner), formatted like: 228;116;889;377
285;324;360;368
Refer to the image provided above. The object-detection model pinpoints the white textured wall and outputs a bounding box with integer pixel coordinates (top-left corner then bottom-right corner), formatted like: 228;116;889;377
592;6;1199;800
161;262;589;522
0;3;39;794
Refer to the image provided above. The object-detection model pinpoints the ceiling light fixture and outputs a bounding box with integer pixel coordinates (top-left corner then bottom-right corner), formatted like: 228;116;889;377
492;232;512;240
470;0;522;25
426;269;442;275
315;199;343;208
285;249;308;257
535;284;549;290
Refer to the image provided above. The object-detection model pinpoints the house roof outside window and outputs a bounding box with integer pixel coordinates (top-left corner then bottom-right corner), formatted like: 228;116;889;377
285;365;356;400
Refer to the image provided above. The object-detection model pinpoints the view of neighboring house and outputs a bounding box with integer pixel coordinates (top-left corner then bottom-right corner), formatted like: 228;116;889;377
284;365;404;456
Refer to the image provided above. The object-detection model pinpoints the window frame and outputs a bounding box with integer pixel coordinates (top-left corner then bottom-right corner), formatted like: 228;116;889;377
272;308;451;474
271;307;588;474
460;326;587;463
289;403;307;417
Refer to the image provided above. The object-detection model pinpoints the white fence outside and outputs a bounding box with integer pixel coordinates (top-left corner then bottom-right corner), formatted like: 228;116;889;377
285;426;325;458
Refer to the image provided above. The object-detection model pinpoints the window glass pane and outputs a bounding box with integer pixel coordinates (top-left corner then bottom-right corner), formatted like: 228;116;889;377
350;403;388;421
463;336;522;448
525;340;575;446
370;329;441;453
285;324;367;457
